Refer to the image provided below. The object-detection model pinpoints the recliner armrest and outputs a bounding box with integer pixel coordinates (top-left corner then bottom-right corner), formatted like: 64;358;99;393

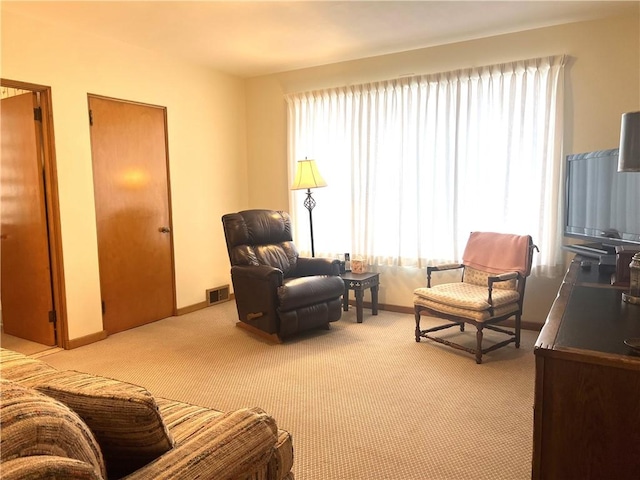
124;408;278;480
232;264;284;283
295;257;341;276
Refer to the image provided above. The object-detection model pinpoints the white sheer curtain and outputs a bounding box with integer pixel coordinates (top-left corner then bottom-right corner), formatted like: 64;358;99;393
286;55;565;272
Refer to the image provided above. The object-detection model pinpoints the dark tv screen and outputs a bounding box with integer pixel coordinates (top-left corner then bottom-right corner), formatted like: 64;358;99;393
565;148;640;246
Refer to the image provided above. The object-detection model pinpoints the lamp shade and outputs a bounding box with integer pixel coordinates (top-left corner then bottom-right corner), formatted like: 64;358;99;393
618;111;640;172
291;159;327;190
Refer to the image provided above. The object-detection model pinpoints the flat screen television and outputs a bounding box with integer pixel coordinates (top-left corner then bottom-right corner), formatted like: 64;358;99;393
564;148;640;256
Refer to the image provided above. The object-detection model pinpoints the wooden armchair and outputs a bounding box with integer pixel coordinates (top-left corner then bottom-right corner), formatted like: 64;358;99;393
414;232;537;363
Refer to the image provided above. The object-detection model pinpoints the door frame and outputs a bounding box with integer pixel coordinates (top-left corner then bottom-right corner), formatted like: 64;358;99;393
1;78;68;349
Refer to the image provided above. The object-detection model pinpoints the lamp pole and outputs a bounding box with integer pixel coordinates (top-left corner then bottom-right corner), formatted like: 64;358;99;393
303;188;317;257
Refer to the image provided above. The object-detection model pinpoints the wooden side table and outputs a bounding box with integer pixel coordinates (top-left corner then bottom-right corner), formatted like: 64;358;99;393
341;272;379;323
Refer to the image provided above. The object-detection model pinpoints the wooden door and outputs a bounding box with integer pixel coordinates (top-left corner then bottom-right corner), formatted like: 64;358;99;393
1;92;56;345
89;96;175;334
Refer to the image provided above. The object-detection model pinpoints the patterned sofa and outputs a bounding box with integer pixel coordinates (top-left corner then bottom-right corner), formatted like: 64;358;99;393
0;348;294;479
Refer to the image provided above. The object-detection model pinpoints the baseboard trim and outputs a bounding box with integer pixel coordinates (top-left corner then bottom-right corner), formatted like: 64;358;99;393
67;330;108;349
177;294;236;316
176;301;209;315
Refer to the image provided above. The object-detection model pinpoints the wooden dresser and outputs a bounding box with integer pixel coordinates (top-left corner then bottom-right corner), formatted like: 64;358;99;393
532;256;640;479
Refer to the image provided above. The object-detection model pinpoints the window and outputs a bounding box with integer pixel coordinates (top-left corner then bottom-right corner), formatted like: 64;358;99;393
286;55;565;272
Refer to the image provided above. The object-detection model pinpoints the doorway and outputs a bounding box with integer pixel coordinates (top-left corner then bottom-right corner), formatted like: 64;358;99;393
0;80;66;350
88;95;176;334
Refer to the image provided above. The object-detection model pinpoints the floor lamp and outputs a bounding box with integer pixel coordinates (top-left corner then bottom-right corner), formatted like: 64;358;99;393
291;159;327;257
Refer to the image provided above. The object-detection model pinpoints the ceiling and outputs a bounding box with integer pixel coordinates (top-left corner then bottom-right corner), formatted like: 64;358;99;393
3;1;637;77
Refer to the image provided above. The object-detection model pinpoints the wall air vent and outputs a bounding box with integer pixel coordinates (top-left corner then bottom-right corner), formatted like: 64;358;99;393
206;284;230;306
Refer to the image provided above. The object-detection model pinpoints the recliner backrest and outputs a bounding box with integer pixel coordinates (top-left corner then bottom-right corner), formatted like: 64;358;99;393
222;210;299;277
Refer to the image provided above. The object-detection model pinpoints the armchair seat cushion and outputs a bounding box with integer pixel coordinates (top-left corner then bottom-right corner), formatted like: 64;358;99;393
278;275;345;312
414;283;520;311
413;295;520;322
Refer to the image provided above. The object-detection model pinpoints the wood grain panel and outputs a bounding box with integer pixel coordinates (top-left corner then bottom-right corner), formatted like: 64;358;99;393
89;96;175;334
0;92;56;345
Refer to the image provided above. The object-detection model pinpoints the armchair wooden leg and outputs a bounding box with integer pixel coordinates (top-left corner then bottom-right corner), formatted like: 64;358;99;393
475;325;484;364
414;308;422;342
515;313;521;348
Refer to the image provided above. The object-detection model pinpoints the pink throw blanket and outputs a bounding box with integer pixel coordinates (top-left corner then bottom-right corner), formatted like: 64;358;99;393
462;232;532;276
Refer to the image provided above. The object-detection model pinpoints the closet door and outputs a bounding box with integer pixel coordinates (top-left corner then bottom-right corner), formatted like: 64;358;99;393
89;95;175;334
1;92;56;345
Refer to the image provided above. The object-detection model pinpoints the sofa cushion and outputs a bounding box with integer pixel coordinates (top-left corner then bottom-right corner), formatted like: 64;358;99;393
34;370;174;479
0;380;106;479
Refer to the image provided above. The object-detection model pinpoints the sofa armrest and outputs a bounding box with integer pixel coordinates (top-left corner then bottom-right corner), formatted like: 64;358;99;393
296;257;341;276
124;407;278;480
0;456;104;480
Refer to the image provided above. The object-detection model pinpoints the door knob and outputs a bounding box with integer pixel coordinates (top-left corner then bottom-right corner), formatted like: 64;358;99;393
159;227;171;233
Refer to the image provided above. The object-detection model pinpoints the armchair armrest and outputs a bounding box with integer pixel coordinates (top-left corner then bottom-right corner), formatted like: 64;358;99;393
426;263;464;288
124;408;278;480
427;263;464;273
295;257;341;276
486;271;520;306
487;271;519;285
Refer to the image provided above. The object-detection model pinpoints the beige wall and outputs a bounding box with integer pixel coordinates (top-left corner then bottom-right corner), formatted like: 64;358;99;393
1;9;248;340
245;13;640;325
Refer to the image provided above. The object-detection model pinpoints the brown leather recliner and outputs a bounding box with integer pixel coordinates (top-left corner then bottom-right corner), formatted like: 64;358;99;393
222;209;345;341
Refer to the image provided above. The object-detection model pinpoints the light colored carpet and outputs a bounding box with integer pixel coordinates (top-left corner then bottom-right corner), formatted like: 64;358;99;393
0;332;60;357
41;302;537;480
